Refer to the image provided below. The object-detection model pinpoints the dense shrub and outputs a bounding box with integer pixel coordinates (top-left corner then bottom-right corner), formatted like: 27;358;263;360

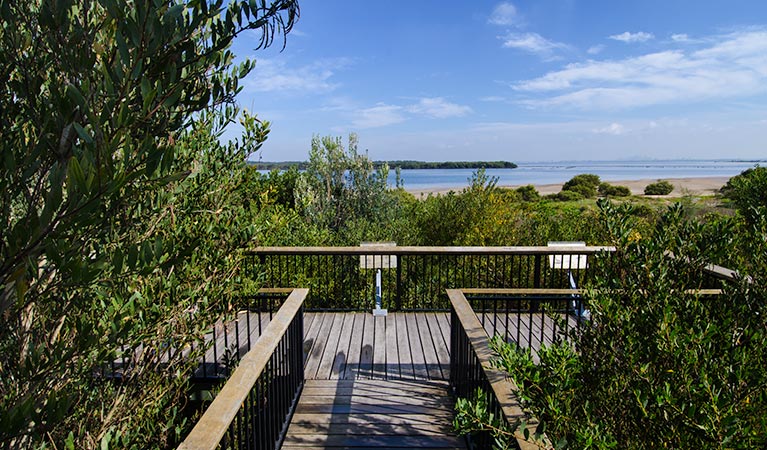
456;201;767;449
562;174;601;198
516;184;540;201
549;190;585;202
720;166;767;225
598;182;631;197
644;180;674;195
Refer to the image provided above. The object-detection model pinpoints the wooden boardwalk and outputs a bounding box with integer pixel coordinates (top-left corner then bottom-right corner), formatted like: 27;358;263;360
302;312;452;381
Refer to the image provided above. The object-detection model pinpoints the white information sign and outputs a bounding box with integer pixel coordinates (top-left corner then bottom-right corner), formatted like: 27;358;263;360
548;241;588;270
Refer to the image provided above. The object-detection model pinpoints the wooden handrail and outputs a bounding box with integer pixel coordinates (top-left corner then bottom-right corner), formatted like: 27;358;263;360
178;288;309;450
246;245;616;255
461;288;723;296
448;289;553;450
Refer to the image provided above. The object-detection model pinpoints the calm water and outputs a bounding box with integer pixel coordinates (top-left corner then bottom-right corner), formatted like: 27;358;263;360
390;160;763;191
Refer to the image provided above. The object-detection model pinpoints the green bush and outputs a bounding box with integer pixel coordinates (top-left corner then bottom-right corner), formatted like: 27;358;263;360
644;180;674;195
562;174;601;198
598;182;631;197
456;201;767;449
551;190;584;202
515;184;540;202
720;166;767;225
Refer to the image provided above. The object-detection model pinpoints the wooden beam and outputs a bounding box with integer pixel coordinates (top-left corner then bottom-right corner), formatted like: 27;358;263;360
246;245;616;256
178;288;309;450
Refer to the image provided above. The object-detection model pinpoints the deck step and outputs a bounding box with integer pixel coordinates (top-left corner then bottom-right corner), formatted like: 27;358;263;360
283;379;467;449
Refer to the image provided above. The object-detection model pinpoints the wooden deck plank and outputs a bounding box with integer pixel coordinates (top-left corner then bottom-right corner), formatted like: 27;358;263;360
314;313;345;380
405;313;429;380
415;313;442;380
330;313;354;379
303;312;327;365
426;313;451;380
385;314;400;380
304;313;338;379
373;315;387;379
395;313;414;380
343;313;364;380
358;314;374;379
286;379;466;449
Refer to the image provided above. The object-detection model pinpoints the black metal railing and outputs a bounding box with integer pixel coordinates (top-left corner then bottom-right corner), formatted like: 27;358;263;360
247;246;614;311
179;288;308;450
103;291;287;383
448;289;552;450
466;289;586;360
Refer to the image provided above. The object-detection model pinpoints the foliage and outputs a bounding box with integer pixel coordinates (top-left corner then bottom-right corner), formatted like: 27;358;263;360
720;166;767;225
644;180;674;195
548;190;584;202
562;174;601;198
515;184;540;202
598;182;631;197
0;0;299;447
294;134;394;235
469;200;767;449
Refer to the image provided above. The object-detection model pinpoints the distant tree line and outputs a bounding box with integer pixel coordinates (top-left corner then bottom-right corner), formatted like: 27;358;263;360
250;160;518;170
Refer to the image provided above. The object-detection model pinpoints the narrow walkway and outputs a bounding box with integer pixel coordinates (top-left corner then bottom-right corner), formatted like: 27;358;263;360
283;379;466;449
286;312;464;448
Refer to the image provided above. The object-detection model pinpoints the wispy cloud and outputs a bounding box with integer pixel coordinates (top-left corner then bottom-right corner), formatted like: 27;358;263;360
513;29;767;110
592;123;627;135
488;2;519;26
671;33;689;42
351;104;406;129
587;44;605;55
407;97;472;118
342;97;472;130
500;32;570;60
609;31;654;43
245;58;350;93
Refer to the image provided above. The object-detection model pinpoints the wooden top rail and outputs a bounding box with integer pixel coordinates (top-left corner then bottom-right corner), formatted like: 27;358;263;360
178;288;309;450
447;289;553;450
462;288;723;296
246;245;616;256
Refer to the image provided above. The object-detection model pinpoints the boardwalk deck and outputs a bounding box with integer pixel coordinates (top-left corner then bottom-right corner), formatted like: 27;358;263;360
283;379;467;450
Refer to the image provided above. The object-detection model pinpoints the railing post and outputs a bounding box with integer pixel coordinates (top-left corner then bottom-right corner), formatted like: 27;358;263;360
396;254;403;311
532;254;541;312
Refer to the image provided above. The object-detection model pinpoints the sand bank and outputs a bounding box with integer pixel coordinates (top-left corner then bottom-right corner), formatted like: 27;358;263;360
406;176;730;198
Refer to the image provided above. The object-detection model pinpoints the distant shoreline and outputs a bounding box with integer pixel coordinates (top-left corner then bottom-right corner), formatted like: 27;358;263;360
406;176;730;198
250;160;517;170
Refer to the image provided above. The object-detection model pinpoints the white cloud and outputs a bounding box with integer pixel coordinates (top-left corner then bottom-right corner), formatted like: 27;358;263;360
488;2;518;26
407;97;472;118
671;33;689;42
245;58;350;93
609;31;654;43
587;45;605;55
513;30;767;110
500;32;570;59
592;123;627;135
351;104;406;129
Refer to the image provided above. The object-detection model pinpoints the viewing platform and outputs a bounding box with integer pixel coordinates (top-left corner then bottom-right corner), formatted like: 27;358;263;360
176;246;727;450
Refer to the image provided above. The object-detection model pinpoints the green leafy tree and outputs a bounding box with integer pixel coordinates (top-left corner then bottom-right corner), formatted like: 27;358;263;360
0;0;299;447
295;134;393;236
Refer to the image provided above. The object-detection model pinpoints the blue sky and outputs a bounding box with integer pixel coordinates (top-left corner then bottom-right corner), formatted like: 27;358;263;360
230;1;767;162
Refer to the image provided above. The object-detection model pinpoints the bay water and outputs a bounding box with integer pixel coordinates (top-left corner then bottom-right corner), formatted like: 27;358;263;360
390;160;762;191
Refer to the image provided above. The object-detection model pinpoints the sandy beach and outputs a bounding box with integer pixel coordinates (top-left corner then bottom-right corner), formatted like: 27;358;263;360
407;176;730;198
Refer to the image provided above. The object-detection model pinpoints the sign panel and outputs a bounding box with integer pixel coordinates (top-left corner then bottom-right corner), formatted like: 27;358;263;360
359;242;397;269
548;241;588;270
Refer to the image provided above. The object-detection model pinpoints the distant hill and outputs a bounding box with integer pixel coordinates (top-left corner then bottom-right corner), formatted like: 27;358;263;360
249;160;518;170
